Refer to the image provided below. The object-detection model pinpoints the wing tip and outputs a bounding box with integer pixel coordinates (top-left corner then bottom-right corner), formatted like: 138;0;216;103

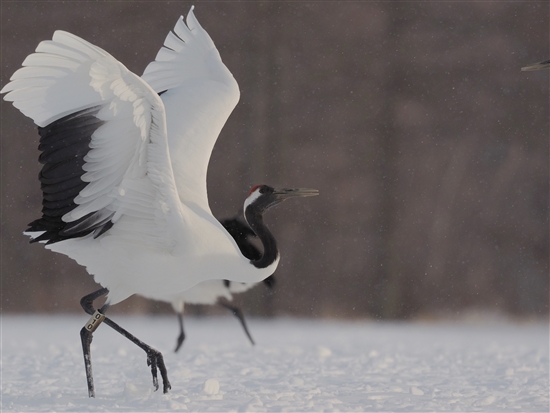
186;5;201;31
51;30;71;42
0;83;10;95
184;5;195;26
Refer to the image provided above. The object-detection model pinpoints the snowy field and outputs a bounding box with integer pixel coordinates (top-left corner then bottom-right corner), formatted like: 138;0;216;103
1;315;548;412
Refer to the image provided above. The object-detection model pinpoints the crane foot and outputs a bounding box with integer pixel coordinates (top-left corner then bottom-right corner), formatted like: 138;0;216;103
147;349;171;393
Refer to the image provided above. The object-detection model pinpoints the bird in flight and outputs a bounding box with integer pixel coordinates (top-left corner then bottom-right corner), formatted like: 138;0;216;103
1;7;318;397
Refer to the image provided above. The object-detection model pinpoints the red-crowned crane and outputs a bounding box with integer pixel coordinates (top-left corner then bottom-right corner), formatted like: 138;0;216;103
1;7;318;397
170;216;275;352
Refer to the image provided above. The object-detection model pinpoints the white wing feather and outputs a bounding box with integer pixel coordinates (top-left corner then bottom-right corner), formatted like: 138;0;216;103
1;31;185;251
142;8;240;213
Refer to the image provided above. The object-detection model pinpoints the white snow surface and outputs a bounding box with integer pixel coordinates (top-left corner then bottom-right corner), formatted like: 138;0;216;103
1;315;548;412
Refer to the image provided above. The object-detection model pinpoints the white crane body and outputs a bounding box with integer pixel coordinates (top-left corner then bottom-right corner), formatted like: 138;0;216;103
47;225;278;305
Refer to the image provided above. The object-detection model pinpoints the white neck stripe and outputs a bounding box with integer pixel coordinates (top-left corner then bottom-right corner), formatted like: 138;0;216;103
243;188;262;212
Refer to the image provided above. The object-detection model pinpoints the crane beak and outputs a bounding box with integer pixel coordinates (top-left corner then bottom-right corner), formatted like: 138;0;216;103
521;60;550;71
273;188;319;200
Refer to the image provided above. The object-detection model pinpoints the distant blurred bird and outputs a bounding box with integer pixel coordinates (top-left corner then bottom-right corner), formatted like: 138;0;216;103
1;6;317;397
521;59;550;71
170;216;276;352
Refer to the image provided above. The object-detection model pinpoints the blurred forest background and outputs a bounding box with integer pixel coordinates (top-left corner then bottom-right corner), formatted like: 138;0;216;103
1;2;548;320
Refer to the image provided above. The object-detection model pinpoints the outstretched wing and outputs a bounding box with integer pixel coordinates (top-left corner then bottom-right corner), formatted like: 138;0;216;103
142;7;240;213
1;31;185;250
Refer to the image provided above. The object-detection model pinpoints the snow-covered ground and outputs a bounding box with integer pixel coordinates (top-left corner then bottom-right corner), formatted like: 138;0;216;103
1;315;548;412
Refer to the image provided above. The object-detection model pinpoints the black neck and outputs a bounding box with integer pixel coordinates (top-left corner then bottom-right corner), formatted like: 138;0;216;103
244;208;279;269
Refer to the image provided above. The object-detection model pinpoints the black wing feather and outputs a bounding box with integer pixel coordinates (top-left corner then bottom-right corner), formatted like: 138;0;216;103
27;106;114;244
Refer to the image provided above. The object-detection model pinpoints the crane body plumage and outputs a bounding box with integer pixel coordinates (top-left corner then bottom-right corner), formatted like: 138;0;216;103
1;7;317;397
47;223;277;305
168;216;274;352
168;216;266;309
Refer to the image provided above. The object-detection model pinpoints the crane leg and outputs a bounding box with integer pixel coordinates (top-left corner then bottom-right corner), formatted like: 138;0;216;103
101;317;171;394
79;288;171;397
80;288;108;397
174;312;186;353
218;301;255;346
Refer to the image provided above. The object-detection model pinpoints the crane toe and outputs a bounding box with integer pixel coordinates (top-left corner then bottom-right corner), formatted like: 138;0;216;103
146;349;171;393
